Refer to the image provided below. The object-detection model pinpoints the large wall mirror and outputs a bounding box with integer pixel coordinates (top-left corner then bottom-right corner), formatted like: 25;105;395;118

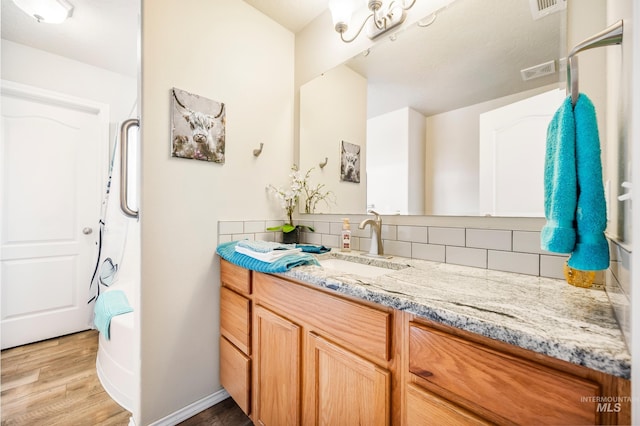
299;0;567;217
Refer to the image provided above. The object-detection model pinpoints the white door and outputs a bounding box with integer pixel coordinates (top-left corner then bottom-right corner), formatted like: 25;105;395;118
479;88;566;216
1;81;108;349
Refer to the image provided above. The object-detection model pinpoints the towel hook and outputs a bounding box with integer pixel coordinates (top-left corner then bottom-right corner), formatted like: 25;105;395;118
567;20;623;106
319;157;328;169
253;142;264;157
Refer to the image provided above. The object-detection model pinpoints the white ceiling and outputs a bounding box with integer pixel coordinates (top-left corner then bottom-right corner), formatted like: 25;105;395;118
1;0;140;77
243;0;328;33
0;0;322;78
1;0;563;117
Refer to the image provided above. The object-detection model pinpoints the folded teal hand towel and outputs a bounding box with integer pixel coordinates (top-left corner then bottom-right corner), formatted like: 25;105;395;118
217;241;320;272
296;244;330;254
94;290;133;340
568;94;609;270
541;96;577;253
541;94;609;271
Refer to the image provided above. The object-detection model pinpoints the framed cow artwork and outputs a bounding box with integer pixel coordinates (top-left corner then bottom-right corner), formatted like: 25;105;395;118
340;141;360;183
170;87;226;163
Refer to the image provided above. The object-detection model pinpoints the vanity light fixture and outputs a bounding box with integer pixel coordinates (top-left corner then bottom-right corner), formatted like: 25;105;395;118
12;0;74;23
329;0;416;43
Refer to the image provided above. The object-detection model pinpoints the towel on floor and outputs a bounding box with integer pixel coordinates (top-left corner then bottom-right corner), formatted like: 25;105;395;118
217;241;319;272
541;94;609;270
568;94;609;270
94;290;133;340
235;245;302;263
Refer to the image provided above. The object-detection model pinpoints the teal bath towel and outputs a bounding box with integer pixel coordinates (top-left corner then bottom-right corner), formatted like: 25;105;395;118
569;94;609;270
541;96;577;253
94;290;133;340
217;240;319;272
541;94;609;270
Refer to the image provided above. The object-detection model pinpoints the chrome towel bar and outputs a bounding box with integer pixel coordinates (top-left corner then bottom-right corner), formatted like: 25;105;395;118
567;20;623;107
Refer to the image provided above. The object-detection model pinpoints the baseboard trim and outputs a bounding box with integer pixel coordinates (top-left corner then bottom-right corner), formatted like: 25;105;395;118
145;388;230;426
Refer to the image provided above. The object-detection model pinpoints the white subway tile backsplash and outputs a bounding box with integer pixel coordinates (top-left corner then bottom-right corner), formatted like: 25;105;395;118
303;231;323;245
384;240;412;258
381;225;397;240
351;226;370;238
322;234;340;248
429;227;465;246
330;222;343;235
360;238;371;253
312;221;331;234
446;246;487;268
466;229;511;250
218;234;232;243
219;221;243;234
244;221;266;233
255;232;277;242
397;226;428;243
216;219;614;283
513;231;544;254
540;255;567;279
412;243;445;262
488;251;539;276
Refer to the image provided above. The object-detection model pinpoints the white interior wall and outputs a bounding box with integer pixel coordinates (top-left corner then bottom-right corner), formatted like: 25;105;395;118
367;108;409;214
366;107;425;215
1;40;137;148
408;108;426;215
139;0;294;423
299;64;367;214
425;84;558;216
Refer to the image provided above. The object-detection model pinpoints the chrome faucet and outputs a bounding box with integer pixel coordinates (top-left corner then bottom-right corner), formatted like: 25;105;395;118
359;210;384;257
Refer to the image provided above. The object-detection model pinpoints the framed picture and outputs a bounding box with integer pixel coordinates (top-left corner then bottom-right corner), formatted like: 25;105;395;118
340;141;360;183
170;87;226;163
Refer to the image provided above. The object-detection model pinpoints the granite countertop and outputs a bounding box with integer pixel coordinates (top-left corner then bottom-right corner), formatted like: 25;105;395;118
280;250;631;379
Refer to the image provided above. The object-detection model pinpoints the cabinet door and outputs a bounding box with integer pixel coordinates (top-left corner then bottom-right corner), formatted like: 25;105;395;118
254;306;301;426
304;333;390;426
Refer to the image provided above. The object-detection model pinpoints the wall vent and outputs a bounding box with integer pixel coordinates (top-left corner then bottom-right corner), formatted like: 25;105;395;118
529;0;567;20
521;60;556;81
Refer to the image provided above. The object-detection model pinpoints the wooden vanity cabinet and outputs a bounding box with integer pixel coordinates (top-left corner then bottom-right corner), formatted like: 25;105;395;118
219;260;252;416
219;259;630;425
219;259;398;425
404;317;631;426
253;271;396;426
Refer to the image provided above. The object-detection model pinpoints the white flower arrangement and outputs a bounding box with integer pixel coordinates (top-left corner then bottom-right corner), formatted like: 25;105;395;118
267;165;333;233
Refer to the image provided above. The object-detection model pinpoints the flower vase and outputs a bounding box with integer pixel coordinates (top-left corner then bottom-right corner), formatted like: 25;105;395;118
282;227;300;245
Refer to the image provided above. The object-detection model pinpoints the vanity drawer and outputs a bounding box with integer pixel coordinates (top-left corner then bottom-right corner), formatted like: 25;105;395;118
220;336;251;416
220;259;251;295
409;323;600;425
220;287;251;354
254;272;391;363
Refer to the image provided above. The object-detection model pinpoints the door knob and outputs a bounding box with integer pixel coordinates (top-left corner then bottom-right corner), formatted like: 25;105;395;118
83;227;93;235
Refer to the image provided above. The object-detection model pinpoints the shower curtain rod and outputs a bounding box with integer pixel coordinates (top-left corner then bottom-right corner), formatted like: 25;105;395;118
567;19;623;106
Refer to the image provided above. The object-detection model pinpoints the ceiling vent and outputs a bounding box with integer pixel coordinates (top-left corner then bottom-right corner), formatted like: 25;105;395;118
529;0;567;20
521;60;556;81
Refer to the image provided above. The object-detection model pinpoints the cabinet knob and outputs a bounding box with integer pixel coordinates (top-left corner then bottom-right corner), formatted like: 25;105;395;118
82;227;93;235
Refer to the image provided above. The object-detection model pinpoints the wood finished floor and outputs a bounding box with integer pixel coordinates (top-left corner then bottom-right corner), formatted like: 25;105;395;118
1;330;251;426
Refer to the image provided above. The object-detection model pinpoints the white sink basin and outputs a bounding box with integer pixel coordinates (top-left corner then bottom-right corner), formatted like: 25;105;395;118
319;258;395;278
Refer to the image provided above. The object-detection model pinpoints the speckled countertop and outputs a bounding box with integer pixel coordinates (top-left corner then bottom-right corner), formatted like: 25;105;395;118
279;250;631;379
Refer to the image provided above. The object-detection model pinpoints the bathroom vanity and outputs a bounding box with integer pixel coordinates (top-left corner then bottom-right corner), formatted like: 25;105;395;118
218;253;630;425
